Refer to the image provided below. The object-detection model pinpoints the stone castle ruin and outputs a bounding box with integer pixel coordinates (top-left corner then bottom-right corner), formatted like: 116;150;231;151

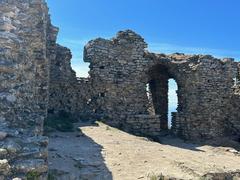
0;0;240;179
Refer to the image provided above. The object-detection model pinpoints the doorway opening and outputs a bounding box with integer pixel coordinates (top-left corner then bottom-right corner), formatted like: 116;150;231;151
147;64;179;130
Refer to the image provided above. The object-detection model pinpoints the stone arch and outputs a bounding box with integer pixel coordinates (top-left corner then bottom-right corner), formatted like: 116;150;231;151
146;63;181;130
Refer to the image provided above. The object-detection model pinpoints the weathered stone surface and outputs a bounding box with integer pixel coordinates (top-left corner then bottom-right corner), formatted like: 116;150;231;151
48;29;240;141
0;149;8;158
0;0;56;179
48;45;92;118
0;132;7;140
26;136;48;147
82;30;240;140
13;159;48;174
0;159;10;176
3;140;22;154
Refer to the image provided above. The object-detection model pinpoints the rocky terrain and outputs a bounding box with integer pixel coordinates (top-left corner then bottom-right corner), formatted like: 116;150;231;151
48;121;240;180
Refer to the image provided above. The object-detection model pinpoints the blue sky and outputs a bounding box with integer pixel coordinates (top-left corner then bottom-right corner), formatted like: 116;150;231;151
46;0;240;118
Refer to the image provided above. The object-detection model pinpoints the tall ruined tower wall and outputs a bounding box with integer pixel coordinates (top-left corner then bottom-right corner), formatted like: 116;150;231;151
0;0;57;178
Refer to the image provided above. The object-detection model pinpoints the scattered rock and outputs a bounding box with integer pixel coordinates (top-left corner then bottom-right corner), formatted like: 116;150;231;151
226;148;239;154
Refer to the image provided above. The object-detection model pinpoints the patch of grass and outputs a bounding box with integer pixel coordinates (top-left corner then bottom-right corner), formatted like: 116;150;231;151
147;173;165;180
106;126;111;130
44;111;77;132
47;172;56;180
26;171;41;180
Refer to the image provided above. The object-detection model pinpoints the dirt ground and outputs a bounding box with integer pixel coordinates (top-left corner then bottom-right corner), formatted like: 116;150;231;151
48;121;240;180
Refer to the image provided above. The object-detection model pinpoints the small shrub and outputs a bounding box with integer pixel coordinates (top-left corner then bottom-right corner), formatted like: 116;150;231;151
148;173;165;180
26;171;41;180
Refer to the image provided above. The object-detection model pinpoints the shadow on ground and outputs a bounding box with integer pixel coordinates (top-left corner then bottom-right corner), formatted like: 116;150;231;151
146;132;240;153
128;129;240;152
157;135;206;152
48;121;113;180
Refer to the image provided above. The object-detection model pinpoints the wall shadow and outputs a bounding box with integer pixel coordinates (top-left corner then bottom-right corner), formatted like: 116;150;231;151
156;134;206;152
154;133;240;152
48;121;113;180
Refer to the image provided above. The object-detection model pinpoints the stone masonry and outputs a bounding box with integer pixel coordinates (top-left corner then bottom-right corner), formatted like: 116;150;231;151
48;44;91;118
0;0;240;179
83;30;240;140
0;0;57;179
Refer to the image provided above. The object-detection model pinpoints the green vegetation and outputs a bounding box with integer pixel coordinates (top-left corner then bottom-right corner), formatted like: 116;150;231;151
26;171;41;180
47;172;56;180
44;111;77;133
147;173;165;180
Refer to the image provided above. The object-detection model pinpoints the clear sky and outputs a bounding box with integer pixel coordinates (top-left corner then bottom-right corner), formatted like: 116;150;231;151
46;0;240;121
46;0;240;77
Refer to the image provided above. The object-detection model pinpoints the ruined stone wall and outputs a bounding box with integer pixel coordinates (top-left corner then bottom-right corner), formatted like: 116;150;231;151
0;0;57;178
46;29;240;140
48;45;92;118
228;63;240;137
0;1;239;177
149;55;238;140
146;54;239;140
84;30;240;140
230;92;240;136
84;31;162;135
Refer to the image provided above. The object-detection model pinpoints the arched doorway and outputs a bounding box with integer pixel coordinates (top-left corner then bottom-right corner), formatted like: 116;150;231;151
147;64;179;130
